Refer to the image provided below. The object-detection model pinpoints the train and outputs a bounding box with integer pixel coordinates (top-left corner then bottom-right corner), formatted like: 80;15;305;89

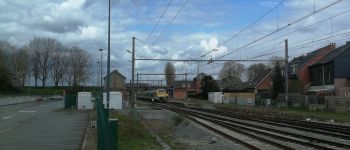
137;89;168;103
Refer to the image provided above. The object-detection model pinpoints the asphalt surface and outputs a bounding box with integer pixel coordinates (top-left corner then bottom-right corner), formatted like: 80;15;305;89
0;100;89;150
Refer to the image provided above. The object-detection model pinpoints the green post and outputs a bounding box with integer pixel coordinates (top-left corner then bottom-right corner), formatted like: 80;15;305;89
109;119;118;150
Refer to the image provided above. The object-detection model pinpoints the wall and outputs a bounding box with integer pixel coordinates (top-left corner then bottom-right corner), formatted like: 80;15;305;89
174;88;187;100
223;93;255;106
334;78;350;96
0;96;39;106
104;73;125;91
334;48;350;78
256;71;273;90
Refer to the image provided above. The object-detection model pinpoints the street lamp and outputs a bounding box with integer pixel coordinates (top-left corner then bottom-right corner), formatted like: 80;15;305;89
99;49;103;96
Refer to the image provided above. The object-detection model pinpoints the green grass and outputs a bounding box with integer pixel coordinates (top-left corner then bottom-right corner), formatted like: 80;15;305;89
109;112;162;150
215;103;350;123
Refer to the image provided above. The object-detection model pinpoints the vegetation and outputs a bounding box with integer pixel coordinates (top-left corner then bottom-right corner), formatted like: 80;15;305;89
164;62;175;87
247;63;270;81
271;62;284;99
200;75;220;98
109;112;162;150
0;38;92;89
219;61;245;89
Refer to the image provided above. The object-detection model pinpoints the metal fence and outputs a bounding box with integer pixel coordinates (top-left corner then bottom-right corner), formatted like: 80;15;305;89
96;96;118;150
325;96;350;112
276;93;350;112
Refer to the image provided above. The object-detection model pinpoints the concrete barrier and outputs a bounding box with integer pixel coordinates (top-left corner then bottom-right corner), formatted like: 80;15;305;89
0;96;39;106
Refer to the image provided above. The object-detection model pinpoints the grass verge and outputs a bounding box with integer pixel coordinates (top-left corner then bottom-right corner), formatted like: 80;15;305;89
109;111;162;150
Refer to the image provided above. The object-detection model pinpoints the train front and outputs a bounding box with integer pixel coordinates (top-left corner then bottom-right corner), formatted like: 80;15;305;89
156;89;167;102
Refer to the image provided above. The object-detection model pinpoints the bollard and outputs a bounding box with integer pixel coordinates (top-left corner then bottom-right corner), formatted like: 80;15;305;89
109;119;118;150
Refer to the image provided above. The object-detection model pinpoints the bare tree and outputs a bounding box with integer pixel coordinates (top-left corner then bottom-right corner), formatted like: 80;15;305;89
247;63;270;81
219;61;245;88
13;48;29;86
164;62;175;87
0;41;16;71
50;43;65;87
65;47;91;87
219;61;245;79
28;38;42;87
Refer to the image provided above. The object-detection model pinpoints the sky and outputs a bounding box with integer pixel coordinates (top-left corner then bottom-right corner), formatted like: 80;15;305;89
1;0;350;86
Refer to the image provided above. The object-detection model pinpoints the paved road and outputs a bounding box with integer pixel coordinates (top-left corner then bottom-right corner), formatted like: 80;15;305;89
0;100;89;150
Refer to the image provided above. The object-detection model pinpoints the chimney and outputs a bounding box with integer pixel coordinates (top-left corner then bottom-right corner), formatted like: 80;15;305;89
329;43;336;49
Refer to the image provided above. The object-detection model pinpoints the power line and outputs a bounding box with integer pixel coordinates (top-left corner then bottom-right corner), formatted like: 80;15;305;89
150;0;190;46
242;28;350;60
229;8;350;58
135;58;273;62
199;0;343;69
145;0;173;44
246;30;350;59
199;0;287;57
198;30;350;73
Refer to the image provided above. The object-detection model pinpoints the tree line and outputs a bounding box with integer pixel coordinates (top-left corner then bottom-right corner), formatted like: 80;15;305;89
219;58;284;89
0;37;92;88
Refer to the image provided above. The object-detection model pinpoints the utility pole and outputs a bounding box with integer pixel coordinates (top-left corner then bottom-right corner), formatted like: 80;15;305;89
106;0;111;109
131;37;135;109
285;39;289;105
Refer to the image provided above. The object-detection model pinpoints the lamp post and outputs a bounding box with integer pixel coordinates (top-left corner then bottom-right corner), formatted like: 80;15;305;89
126;41;135;110
99;49;103;96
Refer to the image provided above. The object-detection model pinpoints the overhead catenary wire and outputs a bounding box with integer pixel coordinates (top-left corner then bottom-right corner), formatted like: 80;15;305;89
198;29;350;73
227;8;350;58
242;27;350;60
144;0;173;44
198;0;343;69
150;0;190;47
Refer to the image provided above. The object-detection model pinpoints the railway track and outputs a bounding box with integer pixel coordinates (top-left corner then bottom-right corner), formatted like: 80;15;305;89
190;107;350;139
142;100;350;150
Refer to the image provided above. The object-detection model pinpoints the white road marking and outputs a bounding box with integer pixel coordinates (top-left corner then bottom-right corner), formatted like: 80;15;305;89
19;110;37;113
0;126;14;133
2;115;15;119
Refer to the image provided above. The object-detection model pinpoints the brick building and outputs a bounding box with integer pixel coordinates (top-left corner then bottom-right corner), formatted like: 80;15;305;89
308;42;350;96
288;43;336;92
246;69;275;94
103;70;126;91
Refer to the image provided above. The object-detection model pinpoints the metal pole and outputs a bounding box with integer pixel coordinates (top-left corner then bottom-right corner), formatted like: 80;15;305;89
285;39;289;105
106;0;111;109
131;37;135;109
99;49;103;96
136;73;139;94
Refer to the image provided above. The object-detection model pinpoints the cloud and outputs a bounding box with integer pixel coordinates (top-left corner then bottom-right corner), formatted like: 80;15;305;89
1;0;350;84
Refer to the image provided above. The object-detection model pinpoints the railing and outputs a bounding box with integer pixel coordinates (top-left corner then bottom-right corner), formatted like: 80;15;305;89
96;96;118;150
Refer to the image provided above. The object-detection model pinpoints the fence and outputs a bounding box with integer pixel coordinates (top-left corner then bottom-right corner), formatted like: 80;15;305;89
96;96;118;150
326;96;350;112
277;93;350;112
